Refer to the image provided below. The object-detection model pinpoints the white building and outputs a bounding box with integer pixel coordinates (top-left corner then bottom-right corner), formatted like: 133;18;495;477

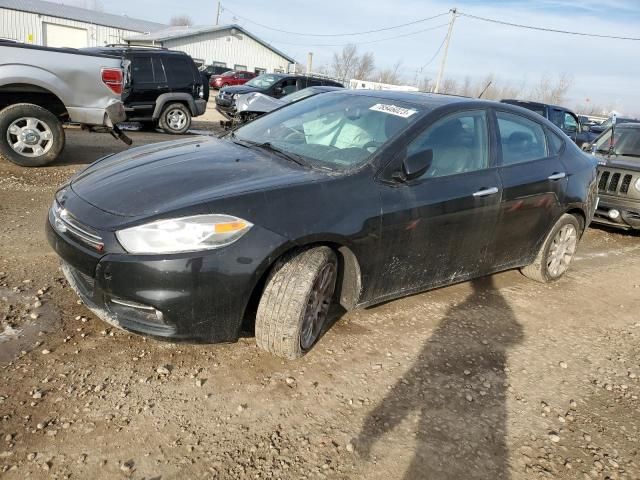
0;0;295;73
0;0;165;47
126;25;296;74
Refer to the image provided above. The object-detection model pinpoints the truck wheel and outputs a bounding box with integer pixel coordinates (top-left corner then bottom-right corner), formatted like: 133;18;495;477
0;103;65;167
159;103;191;135
520;214;581;283
255;247;338;359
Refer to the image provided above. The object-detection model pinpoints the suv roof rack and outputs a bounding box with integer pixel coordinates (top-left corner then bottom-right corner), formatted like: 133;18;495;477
105;43;168;50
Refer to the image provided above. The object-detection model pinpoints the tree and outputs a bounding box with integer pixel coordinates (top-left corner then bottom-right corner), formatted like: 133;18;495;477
332;45;375;82
170;15;194;27
530;73;573;105
377;61;403;85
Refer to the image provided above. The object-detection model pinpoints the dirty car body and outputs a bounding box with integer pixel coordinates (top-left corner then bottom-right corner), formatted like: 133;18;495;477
47;90;597;345
591;123;640;230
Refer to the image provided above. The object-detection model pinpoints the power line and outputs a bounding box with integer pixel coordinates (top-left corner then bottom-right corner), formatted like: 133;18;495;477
417;29;448;72
223;7;449;37
458;11;640;41
264;23;449;47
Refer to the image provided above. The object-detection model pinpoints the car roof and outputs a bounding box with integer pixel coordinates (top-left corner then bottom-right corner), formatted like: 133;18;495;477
616;122;640;128
501;99;576;113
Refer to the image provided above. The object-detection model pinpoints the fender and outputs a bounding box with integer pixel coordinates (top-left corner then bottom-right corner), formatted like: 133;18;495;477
152;93;197;120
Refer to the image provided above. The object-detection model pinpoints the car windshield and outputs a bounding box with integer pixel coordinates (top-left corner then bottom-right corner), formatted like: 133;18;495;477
233;93;424;170
282;87;321;104
221;71;234;77
245;74;281;89
595;127;640;158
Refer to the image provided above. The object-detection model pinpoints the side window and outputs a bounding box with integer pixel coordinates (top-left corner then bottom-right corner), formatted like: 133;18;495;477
152;57;166;83
563;112;579;132
549;109;564;128
131;56;154;83
280;79;298;95
163;57;195;85
547;129;565;155
407;110;489;179
308;79;323;87
497;111;549;165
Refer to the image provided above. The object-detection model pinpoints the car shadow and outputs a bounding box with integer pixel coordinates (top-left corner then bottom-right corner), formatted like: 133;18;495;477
355;276;524;479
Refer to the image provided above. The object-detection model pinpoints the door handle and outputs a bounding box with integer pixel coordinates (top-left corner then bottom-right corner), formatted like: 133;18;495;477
548;172;566;180
473;187;499;197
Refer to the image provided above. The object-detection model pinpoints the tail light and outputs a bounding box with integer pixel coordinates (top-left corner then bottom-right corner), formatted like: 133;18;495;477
101;68;123;95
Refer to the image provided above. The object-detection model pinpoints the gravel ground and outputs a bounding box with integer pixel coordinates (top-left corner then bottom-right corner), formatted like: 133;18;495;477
1;128;640;479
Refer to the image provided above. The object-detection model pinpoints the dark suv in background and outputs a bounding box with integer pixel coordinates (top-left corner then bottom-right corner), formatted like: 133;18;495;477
216;73;343;118
501;99;590;147
83;46;208;134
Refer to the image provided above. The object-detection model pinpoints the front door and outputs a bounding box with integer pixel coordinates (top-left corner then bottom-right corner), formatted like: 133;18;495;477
492;109;568;268
373;109;502;301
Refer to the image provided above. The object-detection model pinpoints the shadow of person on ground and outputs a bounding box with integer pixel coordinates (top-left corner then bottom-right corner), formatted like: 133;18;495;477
356;276;524;479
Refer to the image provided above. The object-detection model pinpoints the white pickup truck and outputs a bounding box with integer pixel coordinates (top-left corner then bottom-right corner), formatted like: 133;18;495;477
0;40;129;167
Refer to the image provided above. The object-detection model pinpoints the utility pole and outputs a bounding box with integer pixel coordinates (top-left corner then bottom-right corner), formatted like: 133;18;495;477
216;1;222;25
306;52;313;74
434;8;457;94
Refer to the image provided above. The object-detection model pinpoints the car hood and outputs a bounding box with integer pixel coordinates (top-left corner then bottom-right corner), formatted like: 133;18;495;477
220;85;260;95
236;92;284;113
70;136;325;218
595;154;640;171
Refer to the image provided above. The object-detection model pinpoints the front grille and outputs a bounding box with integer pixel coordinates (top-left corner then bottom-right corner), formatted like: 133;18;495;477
598;169;636;196
620;174;632;194
51;202;104;251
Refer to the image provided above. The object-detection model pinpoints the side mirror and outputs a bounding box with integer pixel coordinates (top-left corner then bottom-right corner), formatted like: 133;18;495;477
394;149;433;182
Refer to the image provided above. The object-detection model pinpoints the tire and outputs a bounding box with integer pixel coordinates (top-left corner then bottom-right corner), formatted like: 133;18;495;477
520;214;581;283
255;247;338;359
0;103;65;167
158;103;191;135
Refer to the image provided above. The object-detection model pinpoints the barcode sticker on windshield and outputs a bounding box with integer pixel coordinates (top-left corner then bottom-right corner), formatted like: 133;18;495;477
369;104;418;118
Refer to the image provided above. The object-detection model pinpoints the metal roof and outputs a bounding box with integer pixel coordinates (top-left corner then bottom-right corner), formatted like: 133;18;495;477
126;24;296;64
0;0;166;33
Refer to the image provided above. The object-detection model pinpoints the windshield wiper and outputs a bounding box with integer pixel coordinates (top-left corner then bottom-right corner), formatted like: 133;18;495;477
253;142;309;167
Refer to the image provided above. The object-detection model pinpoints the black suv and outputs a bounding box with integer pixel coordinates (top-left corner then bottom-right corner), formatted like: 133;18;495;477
215;73;342;117
501;100;590;147
83;47;208;134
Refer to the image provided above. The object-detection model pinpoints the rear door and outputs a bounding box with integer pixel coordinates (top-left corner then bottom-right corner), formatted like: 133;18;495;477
124;55;168;118
492;109;568;268
375;109;502;299
163;55;197;96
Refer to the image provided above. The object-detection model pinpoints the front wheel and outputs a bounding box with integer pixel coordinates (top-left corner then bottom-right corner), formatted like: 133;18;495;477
255;247;338;359
158;103;191;135
520;214;581;283
0;103;65;167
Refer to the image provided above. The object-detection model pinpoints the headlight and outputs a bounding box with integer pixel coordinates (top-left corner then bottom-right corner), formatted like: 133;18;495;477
232;94;239;100
635;177;640;191
116;214;252;254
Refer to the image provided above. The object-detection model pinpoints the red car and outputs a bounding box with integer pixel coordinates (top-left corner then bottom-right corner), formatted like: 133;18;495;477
209;70;256;89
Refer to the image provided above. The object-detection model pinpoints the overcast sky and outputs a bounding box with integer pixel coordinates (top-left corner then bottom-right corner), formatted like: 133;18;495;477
61;0;640;115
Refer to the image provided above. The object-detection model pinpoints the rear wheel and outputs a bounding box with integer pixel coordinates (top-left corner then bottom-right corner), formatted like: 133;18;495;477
255;247;338;359
521;214;581;283
0;103;65;167
159;103;191;135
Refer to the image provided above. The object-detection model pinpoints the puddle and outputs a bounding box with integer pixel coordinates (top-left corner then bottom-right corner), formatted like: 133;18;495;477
0;289;61;363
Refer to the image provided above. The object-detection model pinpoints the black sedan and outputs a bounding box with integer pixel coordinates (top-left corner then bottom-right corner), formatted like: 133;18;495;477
47;90;598;359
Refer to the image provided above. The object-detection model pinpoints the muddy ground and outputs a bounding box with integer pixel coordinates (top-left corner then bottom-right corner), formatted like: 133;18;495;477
1;129;640;480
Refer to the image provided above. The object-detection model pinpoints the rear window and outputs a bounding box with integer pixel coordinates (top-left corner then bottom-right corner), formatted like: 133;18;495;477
163;56;195;85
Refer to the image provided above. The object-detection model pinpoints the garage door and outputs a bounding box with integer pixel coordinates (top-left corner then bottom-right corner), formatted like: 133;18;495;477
43;23;88;48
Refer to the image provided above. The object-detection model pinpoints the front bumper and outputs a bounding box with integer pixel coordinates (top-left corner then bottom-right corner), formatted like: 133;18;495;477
592;195;640;230
215;95;236;117
46;201;287;342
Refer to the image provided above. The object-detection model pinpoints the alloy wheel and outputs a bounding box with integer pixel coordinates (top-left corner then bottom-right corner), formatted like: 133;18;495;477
6;117;54;157
547;224;577;277
166;109;187;131
300;262;337;350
